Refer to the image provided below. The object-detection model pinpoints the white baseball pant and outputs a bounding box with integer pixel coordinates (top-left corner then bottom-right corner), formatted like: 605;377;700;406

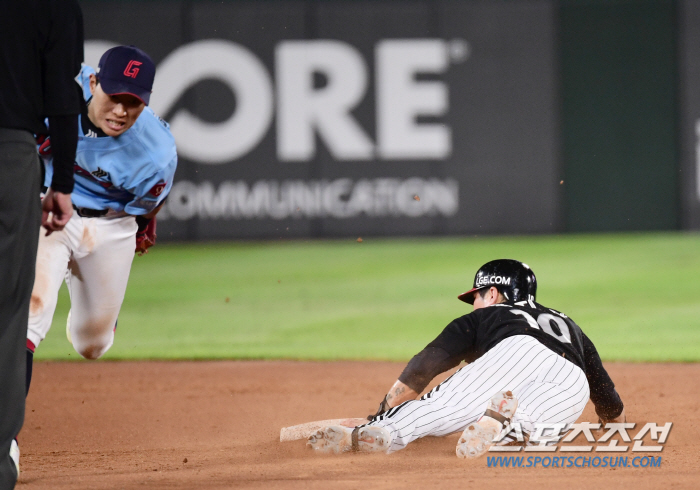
368;335;590;453
27;213;137;359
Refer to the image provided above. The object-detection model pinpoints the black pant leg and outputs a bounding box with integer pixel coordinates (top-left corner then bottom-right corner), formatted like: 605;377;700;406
0;128;41;489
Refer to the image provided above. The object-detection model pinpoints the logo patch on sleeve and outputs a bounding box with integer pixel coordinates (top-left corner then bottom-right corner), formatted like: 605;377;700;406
149;182;166;197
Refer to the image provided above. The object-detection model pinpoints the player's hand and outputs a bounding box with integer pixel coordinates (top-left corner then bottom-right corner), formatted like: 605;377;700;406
41;188;73;235
367;381;420;421
598;407;626;428
135;217;157;255
601;407;626;425
367;395;391;421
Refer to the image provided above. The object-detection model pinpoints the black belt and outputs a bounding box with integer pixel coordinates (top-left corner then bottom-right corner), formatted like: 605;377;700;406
73;205;108;218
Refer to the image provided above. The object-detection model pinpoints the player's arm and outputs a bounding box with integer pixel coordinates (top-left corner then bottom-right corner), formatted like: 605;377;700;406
372;380;420;416
126;142;177;254
127;158;176;255
581;332;625;424
133;201;165;256
370;348;462;419
370;317;476;419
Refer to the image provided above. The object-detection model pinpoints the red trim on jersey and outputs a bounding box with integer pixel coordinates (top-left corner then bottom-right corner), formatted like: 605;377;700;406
149;182;166;197
26;339;36;353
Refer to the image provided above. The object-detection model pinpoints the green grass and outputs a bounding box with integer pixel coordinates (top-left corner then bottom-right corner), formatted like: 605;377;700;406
35;232;700;362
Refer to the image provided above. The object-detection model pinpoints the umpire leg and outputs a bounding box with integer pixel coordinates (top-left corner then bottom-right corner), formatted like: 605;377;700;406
0;129;41;488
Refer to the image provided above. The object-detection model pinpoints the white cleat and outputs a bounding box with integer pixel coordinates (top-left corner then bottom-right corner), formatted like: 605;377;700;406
66;309;72;345
456;390;519;459
9;439;19;478
307;425;391;454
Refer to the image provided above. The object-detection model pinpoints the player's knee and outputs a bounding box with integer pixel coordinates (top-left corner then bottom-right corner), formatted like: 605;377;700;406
76;344;107;360
71;317;116;359
73;333;113;360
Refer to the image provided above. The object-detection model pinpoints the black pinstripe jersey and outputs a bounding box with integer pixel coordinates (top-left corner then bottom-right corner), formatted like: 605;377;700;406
432;300;586;371
398;299;624;420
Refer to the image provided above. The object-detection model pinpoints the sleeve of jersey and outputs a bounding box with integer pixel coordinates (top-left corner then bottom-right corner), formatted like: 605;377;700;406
124;161;176;215
582;332;624;420
124;127;178;215
76;64;95;101
398;316;477;394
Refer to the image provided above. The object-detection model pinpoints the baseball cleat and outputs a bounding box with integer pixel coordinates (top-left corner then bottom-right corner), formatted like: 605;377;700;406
10;439;19;478
456;390;518;459
307;425;391;454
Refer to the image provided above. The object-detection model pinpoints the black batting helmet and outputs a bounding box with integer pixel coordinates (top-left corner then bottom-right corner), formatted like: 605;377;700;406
458;259;537;304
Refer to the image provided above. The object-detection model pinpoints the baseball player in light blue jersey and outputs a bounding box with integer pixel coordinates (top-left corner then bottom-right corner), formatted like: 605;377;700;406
26;46;177;385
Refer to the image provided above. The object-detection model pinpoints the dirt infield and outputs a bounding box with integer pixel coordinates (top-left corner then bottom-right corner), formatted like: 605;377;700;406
17;361;699;489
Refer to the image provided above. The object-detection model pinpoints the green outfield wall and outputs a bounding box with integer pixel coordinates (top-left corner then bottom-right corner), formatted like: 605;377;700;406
561;0;678;232
77;0;694;237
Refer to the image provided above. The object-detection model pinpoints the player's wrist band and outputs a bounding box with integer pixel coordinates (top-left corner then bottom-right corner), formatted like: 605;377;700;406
135;215;152;232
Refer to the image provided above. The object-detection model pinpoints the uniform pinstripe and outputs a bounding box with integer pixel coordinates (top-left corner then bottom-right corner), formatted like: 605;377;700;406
368;335;589;453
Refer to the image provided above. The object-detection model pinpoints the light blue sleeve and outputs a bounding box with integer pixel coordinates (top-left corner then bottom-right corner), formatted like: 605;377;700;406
76;64;94;100
42;158;54;189
122;109;178;215
123;152;177;215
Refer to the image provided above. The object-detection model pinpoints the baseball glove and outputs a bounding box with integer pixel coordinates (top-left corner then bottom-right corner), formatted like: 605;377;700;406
36;134;52;157
135;216;156;255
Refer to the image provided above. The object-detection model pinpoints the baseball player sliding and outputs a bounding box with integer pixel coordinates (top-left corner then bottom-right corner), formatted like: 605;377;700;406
25;46;176;387
307;259;625;456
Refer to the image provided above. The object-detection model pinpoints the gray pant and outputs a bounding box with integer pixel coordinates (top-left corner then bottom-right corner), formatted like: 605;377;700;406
0;128;41;489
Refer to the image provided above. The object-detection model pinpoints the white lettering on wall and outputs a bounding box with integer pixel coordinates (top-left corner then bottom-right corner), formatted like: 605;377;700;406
276;41;374;161
151;40;273;163
376;39;451;159
159;177;459;220
86;38;468;165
